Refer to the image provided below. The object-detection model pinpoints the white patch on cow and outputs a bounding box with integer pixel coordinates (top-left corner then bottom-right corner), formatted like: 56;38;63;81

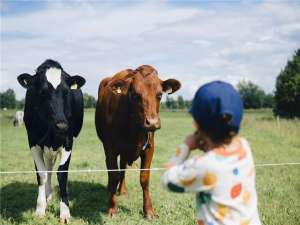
31;145;47;216
60;201;71;223
46;67;61;89
31;146;47;184
44;146;59;162
60;148;71;166
43;146;59;201
35;185;46;217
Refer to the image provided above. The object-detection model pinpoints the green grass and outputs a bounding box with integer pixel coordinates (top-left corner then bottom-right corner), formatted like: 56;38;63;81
0;109;300;225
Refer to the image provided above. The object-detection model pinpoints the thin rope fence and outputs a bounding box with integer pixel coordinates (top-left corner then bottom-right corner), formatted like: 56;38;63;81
0;162;299;175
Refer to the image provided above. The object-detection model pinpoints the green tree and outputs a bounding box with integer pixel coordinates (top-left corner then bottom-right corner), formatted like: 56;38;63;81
177;95;185;109
237;81;267;109
166;96;178;109
184;100;192;109
83;93;96;108
262;94;274;108
274;49;300;118
0;89;16;109
16;98;25;109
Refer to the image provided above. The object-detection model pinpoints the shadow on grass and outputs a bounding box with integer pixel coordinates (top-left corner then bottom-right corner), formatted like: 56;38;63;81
70;181;118;224
0;181;36;222
0;180;130;224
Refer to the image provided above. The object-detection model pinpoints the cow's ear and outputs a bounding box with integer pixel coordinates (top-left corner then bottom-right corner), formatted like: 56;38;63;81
162;79;181;94
67;75;86;90
17;73;34;89
110;78;132;95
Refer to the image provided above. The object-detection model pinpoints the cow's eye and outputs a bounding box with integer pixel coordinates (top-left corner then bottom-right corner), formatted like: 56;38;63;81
40;87;51;99
156;93;163;100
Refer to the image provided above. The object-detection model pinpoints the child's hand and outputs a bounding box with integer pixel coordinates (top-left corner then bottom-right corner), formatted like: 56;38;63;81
184;134;200;151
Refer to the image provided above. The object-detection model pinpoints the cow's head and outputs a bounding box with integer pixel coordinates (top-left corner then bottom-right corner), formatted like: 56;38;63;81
110;65;181;131
17;59;85;140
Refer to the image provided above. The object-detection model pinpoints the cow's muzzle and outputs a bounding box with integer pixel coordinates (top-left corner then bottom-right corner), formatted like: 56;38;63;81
55;121;69;134
144;117;161;131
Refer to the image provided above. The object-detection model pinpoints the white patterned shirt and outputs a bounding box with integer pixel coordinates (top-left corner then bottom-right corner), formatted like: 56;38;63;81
161;137;261;225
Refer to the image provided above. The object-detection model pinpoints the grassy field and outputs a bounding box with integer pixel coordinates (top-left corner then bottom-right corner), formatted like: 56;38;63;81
0;109;300;225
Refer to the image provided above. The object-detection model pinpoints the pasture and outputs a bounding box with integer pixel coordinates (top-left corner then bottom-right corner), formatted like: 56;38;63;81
0;109;299;225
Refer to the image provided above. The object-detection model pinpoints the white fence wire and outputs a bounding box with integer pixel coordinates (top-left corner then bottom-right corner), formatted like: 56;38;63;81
0;162;299;175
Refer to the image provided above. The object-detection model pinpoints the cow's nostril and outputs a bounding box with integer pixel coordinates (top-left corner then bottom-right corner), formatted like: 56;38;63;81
56;122;68;131
145;119;151;126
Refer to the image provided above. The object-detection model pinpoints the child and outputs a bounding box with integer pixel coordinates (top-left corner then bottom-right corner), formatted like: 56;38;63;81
161;81;261;225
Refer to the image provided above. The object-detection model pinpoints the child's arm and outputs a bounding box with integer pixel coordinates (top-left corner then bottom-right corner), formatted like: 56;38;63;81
166;133;201;166
161;144;215;193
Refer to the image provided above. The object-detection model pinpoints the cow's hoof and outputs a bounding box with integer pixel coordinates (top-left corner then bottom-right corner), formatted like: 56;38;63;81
60;202;71;224
35;209;46;218
35;201;46;217
107;207;118;217
60;216;70;224
144;210;158;220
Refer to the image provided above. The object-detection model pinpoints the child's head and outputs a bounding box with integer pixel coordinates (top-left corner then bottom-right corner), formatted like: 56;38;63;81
190;81;244;148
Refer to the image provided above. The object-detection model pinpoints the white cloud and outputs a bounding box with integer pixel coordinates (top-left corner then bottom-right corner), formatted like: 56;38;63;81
1;1;300;99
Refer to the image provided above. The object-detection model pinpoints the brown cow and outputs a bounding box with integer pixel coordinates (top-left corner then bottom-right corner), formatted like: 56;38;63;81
95;65;180;218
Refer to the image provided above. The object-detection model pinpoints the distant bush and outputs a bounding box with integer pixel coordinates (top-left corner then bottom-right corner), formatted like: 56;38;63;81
83;93;96;108
237;81;274;109
16;98;25;109
0;89;17;109
161;95;191;110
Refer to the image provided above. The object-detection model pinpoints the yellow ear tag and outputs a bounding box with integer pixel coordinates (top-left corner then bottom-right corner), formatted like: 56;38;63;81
24;80;27;85
71;83;78;90
116;87;122;94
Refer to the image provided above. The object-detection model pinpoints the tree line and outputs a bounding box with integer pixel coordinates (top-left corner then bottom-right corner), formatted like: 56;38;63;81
0;89;24;109
0;91;97;110
1;48;299;118
0;83;277;110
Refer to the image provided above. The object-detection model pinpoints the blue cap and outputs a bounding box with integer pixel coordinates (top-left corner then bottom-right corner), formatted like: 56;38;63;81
189;81;243;134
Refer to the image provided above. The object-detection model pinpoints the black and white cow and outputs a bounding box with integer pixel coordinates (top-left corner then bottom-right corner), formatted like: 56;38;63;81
13;110;24;126
17;59;85;223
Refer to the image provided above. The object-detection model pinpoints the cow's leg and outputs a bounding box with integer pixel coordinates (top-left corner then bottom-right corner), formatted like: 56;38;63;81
57;148;71;224
105;154;119;217
44;148;57;202
140;138;157;219
117;156;127;196
31;146;47;217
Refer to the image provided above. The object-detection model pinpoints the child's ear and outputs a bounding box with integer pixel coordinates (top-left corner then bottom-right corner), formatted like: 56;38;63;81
66;75;86;90
162;79;181;94
221;113;232;124
17;73;34;89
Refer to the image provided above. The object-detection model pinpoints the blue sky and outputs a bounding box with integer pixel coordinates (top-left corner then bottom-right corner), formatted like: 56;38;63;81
1;0;300;100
